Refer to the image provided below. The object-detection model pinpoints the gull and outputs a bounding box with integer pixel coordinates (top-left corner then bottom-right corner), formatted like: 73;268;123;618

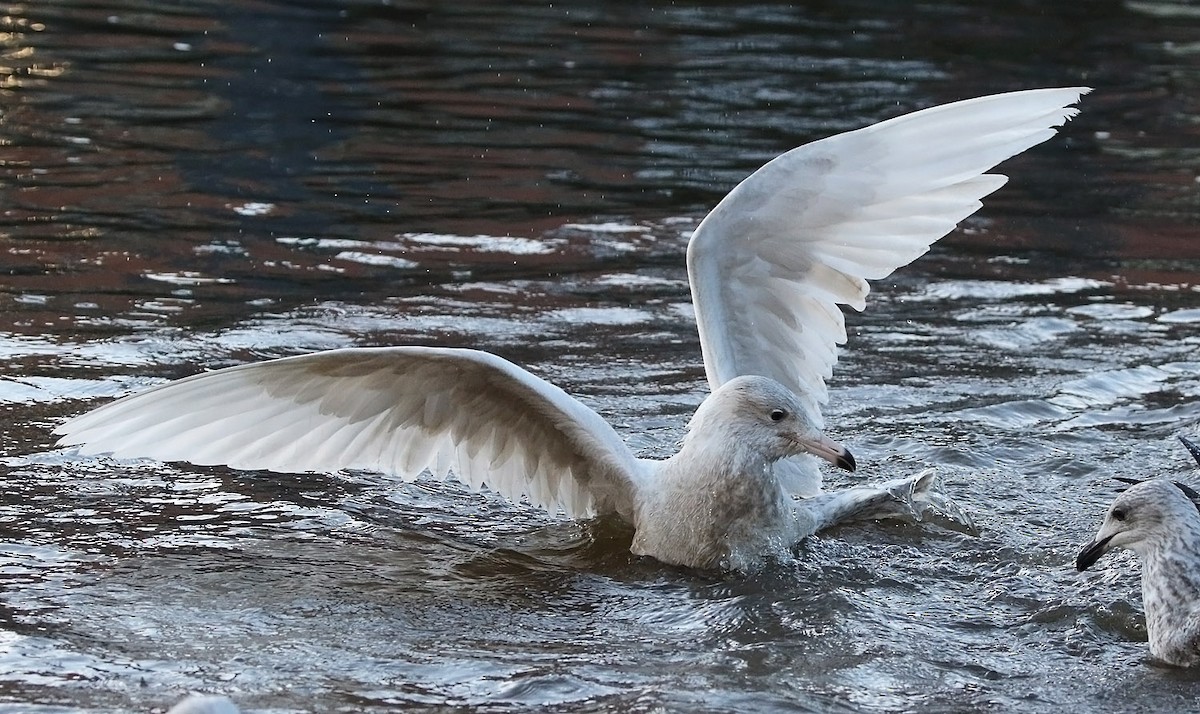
1076;436;1200;666
54;87;1087;570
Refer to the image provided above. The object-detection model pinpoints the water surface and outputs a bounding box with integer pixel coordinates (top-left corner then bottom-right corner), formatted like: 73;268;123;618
3;1;1200;713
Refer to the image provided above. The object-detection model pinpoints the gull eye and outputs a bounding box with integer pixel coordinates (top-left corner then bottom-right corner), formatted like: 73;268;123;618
1111;507;1127;522
769;408;787;422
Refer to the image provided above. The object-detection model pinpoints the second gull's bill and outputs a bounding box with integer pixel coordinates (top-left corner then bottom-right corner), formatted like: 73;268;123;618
1076;436;1200;666
54;87;1088;570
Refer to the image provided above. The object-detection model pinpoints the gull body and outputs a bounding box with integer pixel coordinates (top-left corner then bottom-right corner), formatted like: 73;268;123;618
1077;478;1200;666
54;87;1088;570
629;375;854;569
1077;439;1200;666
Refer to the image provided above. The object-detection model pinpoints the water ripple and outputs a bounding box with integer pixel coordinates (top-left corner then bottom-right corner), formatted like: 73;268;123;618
3;1;1200;713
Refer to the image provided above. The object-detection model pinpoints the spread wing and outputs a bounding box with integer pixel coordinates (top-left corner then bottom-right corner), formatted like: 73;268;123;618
55;346;645;518
688;87;1089;430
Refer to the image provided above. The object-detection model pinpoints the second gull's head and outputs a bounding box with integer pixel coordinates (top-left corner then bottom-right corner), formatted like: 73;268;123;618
1076;478;1200;571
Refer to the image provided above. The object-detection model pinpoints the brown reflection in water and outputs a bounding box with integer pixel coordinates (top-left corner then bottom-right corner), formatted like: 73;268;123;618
318;7;669;238
1;3;243;319
1;1;1200;343
1;3;675;318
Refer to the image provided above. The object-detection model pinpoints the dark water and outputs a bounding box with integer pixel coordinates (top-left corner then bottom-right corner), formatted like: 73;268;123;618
3;1;1200;712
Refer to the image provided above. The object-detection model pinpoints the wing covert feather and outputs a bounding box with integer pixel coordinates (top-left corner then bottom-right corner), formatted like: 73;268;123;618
54;347;644;518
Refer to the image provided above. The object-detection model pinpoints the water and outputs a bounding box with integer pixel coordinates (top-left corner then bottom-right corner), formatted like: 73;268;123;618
3;1;1200;712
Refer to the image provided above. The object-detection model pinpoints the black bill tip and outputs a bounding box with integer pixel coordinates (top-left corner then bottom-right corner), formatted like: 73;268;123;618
1076;535;1113;572
1180;435;1200;467
836;448;856;473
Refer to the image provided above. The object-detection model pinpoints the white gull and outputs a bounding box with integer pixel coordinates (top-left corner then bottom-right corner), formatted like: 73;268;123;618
54;87;1088;570
1076;436;1200;666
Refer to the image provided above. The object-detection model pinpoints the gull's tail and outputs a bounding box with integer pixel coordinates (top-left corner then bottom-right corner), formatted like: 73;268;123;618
803;470;977;535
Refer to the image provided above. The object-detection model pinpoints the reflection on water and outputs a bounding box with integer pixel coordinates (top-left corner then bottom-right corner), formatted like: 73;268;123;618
2;1;1200;713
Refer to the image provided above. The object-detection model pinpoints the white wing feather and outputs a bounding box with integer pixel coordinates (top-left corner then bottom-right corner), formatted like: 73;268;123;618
54;347;645;519
688;87;1089;429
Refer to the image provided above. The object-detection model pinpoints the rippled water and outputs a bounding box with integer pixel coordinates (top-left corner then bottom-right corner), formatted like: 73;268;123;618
3;1;1200;713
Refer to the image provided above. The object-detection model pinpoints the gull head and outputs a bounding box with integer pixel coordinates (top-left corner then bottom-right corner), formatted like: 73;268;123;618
686;375;855;471
1076;478;1200;571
